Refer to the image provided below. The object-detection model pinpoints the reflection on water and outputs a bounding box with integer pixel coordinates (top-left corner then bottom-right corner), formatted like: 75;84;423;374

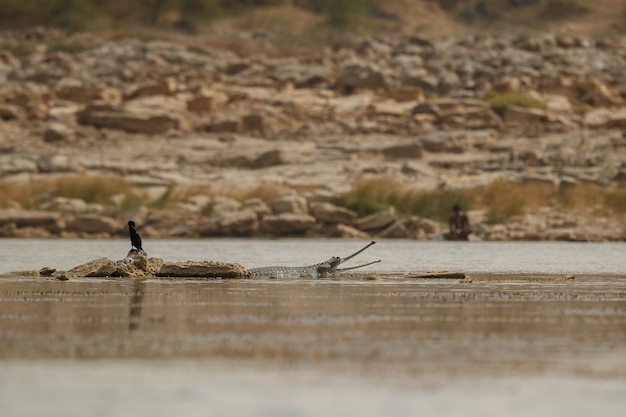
1;276;625;379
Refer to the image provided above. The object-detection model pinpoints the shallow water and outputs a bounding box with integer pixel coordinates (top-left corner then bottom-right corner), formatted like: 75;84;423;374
1;238;625;274
1;239;625;416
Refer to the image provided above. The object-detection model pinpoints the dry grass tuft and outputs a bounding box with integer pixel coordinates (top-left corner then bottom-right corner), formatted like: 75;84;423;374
476;180;554;223
337;176;625;224
337;176;470;221
0;175;142;210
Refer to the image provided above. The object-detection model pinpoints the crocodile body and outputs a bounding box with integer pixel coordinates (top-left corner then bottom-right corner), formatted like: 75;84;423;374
249;259;340;279
249;241;379;279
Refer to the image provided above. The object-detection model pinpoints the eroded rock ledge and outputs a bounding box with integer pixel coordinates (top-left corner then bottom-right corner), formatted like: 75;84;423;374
33;250;251;280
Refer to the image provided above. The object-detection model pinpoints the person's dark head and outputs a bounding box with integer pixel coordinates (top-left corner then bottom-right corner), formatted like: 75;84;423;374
452;204;461;213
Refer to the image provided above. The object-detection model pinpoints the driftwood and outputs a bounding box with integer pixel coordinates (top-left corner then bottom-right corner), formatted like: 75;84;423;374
405;271;468;279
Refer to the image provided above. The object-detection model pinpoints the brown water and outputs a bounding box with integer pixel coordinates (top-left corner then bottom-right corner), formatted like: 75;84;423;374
1;239;626;416
2;275;625;377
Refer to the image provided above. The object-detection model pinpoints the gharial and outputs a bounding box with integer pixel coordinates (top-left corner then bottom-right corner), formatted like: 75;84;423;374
249;240;380;279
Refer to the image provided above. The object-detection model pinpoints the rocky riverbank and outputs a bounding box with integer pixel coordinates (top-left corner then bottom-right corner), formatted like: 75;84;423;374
0;29;625;241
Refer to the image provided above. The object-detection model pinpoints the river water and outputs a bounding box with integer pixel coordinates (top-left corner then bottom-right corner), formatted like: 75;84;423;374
1;239;625;417
1;238;625;274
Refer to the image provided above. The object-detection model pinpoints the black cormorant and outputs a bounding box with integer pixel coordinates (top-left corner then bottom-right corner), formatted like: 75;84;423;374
128;220;143;252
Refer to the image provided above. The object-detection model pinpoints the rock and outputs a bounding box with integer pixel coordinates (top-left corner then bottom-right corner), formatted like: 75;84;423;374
403;69;439;94
40;197;102;214
251;149;282;168
355;207;397;231
578;78;623;107
543;94;572;113
241;198;272;218
336;63;389;91
39;267;56;276
117;251;163;277
43;123;75;142
0;50;20;68
379;220;411;238
310;201;357;224
64;251;163;278
206;117;241;133
605;108;626;129
503;105;546;124
381;142;423;159
77;103;183;134
0;209;64;230
213;209;259;236
241;113;265;134
129;77;178;98
187;94;216;113
210;196;242;215
54;83;122;104
329;224;370;239
157;260;250;278
267;193;308;215
384;87;425;102
66;257;119;278
37;154;78;173
411;102;440;117
260;213;316;235
66;215;119;234
0;104;21;120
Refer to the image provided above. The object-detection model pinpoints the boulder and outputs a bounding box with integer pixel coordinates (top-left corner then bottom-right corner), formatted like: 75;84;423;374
65;257;119;278
241;113;265;134
0;209;64;230
335;63;389;91
381;142;423;159
213;209;259;236
329;224;370;239
77;104;182;134
187;94;216;113
129;77;178;98
503;106;546;124
267;193;308;215
206;117;241;133
379;220;412;238
251;149;282;168
43;123;75;142
403;69;439;94
578;78;623;107
605;108;626;129
241;198;272;218
66;215;119;234
40;197;102;214
157;261;250;278
54;83;122;104
63;251;163;279
37;154;78;173
0;104;21;120
260;213;316;235
309;201;357;224
355;207;397;231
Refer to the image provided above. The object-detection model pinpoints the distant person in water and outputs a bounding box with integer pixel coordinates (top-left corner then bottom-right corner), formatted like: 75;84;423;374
444;204;472;241
128;220;143;252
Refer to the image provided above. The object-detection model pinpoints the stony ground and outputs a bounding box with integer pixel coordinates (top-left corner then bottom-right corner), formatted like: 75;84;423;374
0;28;625;241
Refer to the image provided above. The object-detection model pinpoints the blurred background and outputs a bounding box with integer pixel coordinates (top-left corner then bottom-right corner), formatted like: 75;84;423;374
0;1;625;242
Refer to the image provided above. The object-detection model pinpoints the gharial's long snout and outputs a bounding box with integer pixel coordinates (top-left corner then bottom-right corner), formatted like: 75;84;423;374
340;240;376;264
